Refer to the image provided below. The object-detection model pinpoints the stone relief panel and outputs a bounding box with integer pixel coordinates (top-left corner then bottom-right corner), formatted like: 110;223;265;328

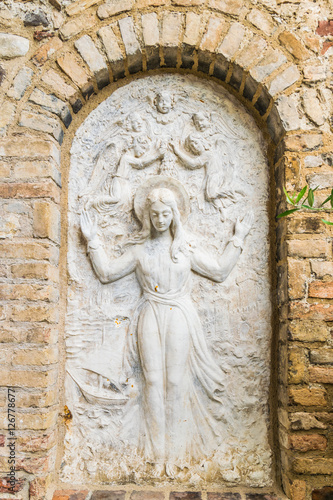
63;74;273;488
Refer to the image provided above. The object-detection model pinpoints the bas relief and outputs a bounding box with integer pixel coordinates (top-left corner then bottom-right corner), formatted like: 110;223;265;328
64;75;273;487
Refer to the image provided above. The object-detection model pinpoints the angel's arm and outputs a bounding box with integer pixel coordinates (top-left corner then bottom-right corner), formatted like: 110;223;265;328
129;146;164;170
80;211;136;284
172;142;205;170
190;213;253;282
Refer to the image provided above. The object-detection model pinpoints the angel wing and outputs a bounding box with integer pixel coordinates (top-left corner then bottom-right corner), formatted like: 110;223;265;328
79;142;119;200
211;112;246;140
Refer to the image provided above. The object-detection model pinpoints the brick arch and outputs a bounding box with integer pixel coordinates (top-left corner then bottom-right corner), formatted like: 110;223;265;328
1;3;333;500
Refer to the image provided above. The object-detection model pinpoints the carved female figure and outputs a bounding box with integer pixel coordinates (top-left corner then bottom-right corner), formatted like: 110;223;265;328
80;178;252;476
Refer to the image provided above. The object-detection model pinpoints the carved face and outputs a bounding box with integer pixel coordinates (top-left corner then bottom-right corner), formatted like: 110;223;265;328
155;92;172;114
189;136;205;155
130;113;143;132
150;200;173;232
193;112;210;132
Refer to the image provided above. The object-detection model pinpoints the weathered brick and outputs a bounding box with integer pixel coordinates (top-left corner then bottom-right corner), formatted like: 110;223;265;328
13;346;58;366
310;349;333;365
208;0;245;16
250;48;287;82
307;172;333;190
98;25;125;80
200;17;225;52
303;89;325;127
16;448;56;474
0;33;29;58
290;433;327;452
75;35;109;90
0;409;57;430
7;67;34;100
285;133;323;152
289;479;306;500
0;325;58;344
97;0;133;20
287;239;329;259
287;258;310;299
130;492;164;500
289;347;308;384
141;13;160;70
119;17;142;73
0;181;59;203
287;215;324;234
161;12;182;68
66;0;100;16
42;69;77;100
269;65;301;96
0;240;58;262
290;412;327;430
312;487;333;500
15;388;58;408
303;64;326;82
183;12;202;46
19;109;64;144
289;303;333;321
0;284;58;302
59;12;96;41
33;200;60;244
11;262;59;282
57;53;93;98
316;20;333;36
289;386;327;406
217;23;246;60
207;494;241;500
235;36;267;69
0;369;57;388
32;37;63;66
29;474;53;500
9;304;59;323
0;137;60;164
293;458;333;475
29;88;72;128
0;101;16;130
309;366;333;384
304;155;323;168
309;281;333;299
0;162;10;178
247;8;275;35
279;31;311;61
13;160;61;187
90;492;126;500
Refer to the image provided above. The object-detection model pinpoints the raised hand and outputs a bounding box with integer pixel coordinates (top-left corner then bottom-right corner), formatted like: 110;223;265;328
234;211;254;241
80;210;98;242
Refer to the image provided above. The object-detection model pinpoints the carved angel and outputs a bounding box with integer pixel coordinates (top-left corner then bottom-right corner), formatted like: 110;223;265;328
171;132;240;221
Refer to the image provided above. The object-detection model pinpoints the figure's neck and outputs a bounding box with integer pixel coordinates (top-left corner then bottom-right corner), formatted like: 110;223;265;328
151;229;172;244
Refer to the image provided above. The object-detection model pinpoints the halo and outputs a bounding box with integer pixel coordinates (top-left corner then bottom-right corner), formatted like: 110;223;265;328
134;176;190;224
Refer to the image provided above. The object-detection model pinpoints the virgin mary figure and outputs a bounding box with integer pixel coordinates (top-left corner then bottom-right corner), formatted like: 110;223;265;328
80;176;253;477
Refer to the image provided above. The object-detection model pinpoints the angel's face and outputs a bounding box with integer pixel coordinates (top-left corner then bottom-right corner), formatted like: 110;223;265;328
189;136;204;155
155;93;172;114
193;113;210;132
131;114;143;132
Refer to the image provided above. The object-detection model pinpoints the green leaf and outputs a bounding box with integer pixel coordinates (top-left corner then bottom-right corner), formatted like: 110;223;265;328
277;208;300;218
308;188;314;207
295;185;307;204
319;194;333;207
301;204;313;209
321;219;333;225
283;186;295;205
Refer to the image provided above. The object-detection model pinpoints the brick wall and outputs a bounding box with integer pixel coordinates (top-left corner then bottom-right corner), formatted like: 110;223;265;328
0;0;332;498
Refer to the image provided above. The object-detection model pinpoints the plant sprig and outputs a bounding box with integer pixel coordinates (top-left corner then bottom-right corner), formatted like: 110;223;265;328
278;185;333;226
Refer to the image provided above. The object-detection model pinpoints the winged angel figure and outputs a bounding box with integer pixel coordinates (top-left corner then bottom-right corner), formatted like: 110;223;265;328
79;110;165;215
172;110;246;220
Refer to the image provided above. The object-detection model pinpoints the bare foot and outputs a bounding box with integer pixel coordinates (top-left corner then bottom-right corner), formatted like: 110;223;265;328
165;462;177;478
152;463;164;477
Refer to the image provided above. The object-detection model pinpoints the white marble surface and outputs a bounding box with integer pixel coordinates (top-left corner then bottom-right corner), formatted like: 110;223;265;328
63;74;273;488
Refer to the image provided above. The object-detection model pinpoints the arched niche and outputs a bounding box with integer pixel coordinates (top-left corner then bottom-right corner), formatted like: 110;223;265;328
62;73;277;489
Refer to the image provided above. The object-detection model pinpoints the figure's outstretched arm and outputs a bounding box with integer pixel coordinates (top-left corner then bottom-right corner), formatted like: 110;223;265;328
80;210;136;284
191;212;253;283
171;141;205;170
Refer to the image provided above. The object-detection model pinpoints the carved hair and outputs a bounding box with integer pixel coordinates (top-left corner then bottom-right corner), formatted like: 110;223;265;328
129;188;187;262
185;132;210;154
